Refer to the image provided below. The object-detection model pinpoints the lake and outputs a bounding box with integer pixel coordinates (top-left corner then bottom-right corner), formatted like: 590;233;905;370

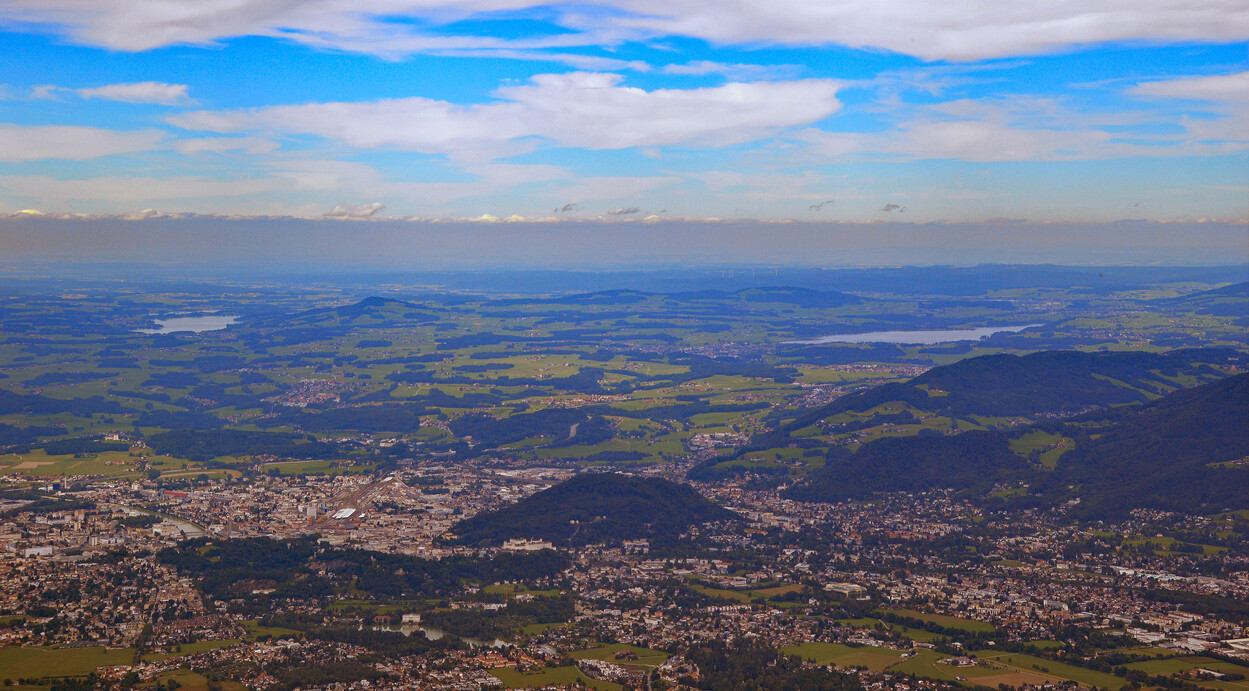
135;315;239;334
786;324;1042;345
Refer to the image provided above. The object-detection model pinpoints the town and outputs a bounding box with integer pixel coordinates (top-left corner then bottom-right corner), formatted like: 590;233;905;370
1;455;1245;691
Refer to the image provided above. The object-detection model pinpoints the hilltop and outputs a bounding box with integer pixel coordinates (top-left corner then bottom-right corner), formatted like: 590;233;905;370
449;473;738;548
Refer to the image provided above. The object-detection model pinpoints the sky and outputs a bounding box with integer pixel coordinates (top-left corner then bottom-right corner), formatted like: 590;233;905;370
0;0;1246;264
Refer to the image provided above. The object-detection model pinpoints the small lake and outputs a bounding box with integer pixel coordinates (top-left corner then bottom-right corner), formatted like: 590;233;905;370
135;315;239;334
786;324;1042;346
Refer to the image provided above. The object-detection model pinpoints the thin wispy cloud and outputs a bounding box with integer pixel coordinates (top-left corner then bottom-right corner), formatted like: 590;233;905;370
77;81;192;105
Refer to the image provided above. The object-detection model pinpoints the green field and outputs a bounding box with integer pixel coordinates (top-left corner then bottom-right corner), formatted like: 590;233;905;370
570;643;669;667
0;646;135;680
888;649;1004;683
974;651;1126;689
490;665;621;690
243;619;303;639
1124;656;1249;691
144;639;240;662
156;668;246;691
0;450;141;477
1122;536;1227;556
781;642;905;672
837;617;945;643
887;609;996;633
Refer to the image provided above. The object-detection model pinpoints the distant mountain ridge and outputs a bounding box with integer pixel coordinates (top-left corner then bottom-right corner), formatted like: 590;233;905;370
247;296;439;329
449;473;738;548
485;285;862;308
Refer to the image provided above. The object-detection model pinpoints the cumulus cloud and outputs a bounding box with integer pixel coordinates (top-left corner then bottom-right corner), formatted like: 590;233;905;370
323;202;386;219
0;124;164;161
554;203;579;213
169;73;842;154
880;203;904;212
77;81;191;105
605;206;639;215
808;199;834;211
0;0;1243;62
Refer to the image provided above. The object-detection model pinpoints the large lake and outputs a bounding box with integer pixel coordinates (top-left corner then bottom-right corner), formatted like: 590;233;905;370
135;315;239;334
786;324;1042;345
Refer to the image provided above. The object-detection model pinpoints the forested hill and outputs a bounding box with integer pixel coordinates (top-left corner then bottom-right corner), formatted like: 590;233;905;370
785;372;1249;518
449;473;738;548
1160;281;1249;317
692;347;1243;480
906;348;1242;416
783;430;1027;503
1046;371;1249;518
826;347;1241;420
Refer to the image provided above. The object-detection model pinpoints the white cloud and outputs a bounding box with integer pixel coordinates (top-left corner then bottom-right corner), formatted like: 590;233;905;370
173;136;278;155
4;0;1242;61
323;202;386;218
0;173;285;202
0;154;584;216
169;97;532;159
613;0;1249;61
797;118;1117;163
889;120;1112;162
1130;71;1249;103
495;73;842;148
170;73;841;154
0;124;164;161
77;81;191;105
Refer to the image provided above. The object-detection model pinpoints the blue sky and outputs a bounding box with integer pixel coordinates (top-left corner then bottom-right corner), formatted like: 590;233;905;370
0;1;1246;226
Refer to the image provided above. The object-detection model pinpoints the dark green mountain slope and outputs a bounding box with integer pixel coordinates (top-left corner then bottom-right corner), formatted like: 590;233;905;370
785;430;1024;502
1047;371;1249;518
692;347;1243;479
785;373;1248;517
449;473;737;547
